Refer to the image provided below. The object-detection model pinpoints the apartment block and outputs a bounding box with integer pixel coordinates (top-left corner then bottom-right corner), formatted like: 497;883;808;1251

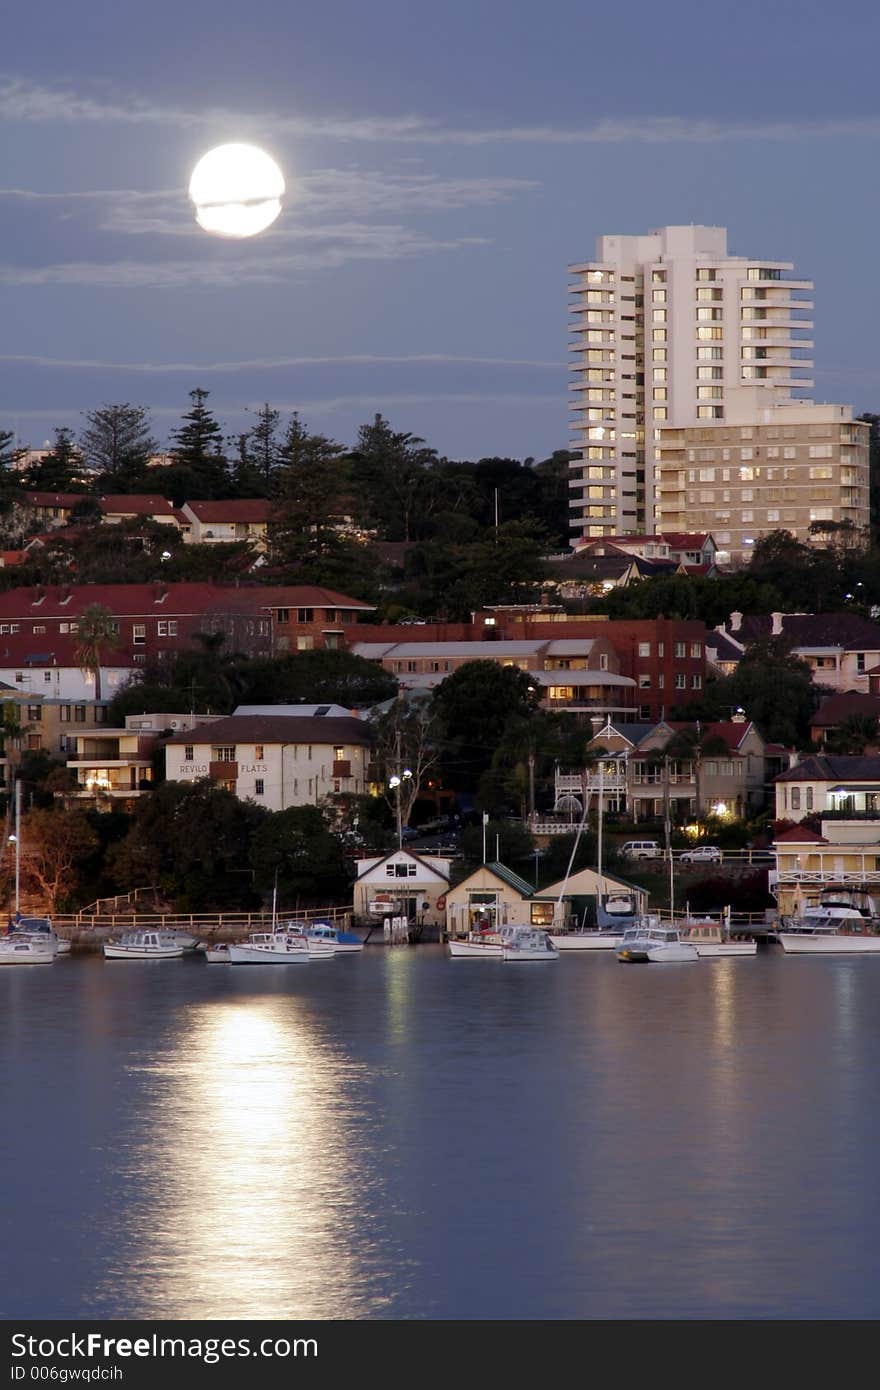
568;224;814;543
655;394;870;565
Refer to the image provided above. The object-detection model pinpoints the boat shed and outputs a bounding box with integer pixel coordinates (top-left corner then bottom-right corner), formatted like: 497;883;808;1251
533;867;648;929
444;862;536;939
354;849;452;929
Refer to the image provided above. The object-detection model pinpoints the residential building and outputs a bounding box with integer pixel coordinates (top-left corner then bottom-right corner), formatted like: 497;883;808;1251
808;692;880;747
164;712;373;810
716;610;880;693
771;819;880;916
66;711;207;808
774;754;880;821
655;394;870;564
568;224;814;542
180;500;272;549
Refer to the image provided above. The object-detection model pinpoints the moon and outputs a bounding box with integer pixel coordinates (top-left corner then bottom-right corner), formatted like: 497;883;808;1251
189;143;285;238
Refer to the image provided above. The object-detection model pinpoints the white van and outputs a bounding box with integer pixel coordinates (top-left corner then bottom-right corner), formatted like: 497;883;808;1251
620;840;663;860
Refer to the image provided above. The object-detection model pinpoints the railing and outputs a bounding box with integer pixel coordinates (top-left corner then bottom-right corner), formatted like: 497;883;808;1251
773;870;880;884
53;904;354;938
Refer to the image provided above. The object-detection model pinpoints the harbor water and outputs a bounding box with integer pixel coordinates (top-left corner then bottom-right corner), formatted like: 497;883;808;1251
3;945;880;1320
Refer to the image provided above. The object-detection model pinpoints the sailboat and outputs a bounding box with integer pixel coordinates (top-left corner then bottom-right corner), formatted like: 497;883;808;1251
0;781;67;964
549;758;639;951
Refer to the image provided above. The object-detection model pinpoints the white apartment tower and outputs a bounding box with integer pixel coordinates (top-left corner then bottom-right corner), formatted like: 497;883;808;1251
568;225;815;542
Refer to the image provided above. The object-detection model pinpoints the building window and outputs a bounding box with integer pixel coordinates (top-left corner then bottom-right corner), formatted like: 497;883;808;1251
297;608;314;623
276;609;289;623
184;746;194;761
75;706;86;722
27;705;41;722
639;675;651;689
857;654;866;673
255;745;264;761
638;642;651;657
691;675;702;689
675;673;686;689
296;636;314;651
791;787;801;810
690;642;701;657
255;779;265;795
214;746;236;762
806;786;814;810
133;625;146;645
60;705;71;722
674;642;686;658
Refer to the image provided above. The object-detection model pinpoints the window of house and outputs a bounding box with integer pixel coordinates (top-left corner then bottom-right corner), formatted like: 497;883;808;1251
334;746;344;760
690;642;701;657
675;673;686;689
75;706;86;722
133;625;146;645
638;642;651;657
43;672;51;683
255;745;264;761
255;779;264;795
27;705;41;722
297;608;314;623
60;706;71;722
599;653;609;670
296;636;314;651
184;746;194;761
276;609;289;622
691;675;702;689
857;654;866;672
806;787;814;810
791;787;801;810
639;675;651;688
214;746;236;762
674;642;686;658
26;734;41;751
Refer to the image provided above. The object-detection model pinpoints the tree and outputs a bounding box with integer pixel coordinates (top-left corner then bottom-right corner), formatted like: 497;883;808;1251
167;388;229;499
431;661;541;792
74;604;119;701
16;807;99;911
0;429;23;473
349;413;437;541
234;649;398;708
20;428;86;492
249;806;350;905
824;713;880;755
108;779;265;909
370;694;440;830
237;402;282;494
79;404;157;489
270;413;352;572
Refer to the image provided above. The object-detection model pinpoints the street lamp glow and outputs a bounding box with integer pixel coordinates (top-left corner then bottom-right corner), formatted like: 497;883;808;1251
189;143;285;238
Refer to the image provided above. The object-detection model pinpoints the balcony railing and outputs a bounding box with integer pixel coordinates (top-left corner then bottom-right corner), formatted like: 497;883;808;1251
209;761;238;781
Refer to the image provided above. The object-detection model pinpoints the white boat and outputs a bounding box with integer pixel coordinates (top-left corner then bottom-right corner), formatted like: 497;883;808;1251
0;932;56;965
777;915;880;954
104;930;186;959
617;918;699;963
227;929;312;964
204;943;230;962
502;926;558;962
447;926;504;958
681;918;758;958
4;915;69;957
302;920;364;955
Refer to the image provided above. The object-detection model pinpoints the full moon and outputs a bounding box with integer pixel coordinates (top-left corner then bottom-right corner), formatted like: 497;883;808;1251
189;143;285;238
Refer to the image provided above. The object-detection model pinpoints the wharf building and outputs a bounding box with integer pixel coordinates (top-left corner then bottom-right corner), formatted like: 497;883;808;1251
567;223;868;556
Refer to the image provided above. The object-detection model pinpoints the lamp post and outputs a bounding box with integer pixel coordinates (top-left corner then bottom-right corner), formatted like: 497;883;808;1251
389;768;413;848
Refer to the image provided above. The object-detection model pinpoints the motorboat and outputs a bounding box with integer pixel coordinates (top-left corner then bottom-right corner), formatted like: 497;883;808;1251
0;931;56;965
4;915;69;957
162;928;201;952
681;917;757;958
617;918;699;963
104;930;186;960
203;943;230;962
777;914;880;954
301;920;364;955
501;926;558;962
227;929;313;964
447;922;505;958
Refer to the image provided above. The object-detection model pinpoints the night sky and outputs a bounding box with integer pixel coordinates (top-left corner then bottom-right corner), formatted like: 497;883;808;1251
3;0;879;460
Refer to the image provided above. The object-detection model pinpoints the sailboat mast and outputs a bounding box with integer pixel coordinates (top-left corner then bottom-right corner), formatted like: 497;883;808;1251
14;779;21;917
597;759;604;906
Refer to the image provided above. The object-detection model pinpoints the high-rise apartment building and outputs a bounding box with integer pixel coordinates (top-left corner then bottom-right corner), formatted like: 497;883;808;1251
568;225;815;544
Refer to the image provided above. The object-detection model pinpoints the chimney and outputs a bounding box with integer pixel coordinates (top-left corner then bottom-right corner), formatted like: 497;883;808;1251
729;610;743;633
771;612;784;636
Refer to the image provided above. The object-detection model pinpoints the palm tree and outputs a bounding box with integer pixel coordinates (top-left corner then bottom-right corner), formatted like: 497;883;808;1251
74;605;119;702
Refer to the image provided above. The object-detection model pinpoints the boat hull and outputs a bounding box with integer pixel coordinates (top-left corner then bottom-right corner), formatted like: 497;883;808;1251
778;932;880;955
549;932;623;951
103;943;184;959
227;943;311;964
0;941;56;964
646;943;700;962
693;941;757;957
448;939;502;958
502;947;558;962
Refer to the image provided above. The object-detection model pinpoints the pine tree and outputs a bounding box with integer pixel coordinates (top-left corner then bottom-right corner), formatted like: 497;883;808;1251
169;389;229;498
80;404;157;491
350;413;436;541
21;428;85;491
271;413;349;564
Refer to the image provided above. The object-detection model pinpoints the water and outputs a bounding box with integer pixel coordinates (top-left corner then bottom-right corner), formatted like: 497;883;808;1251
3;945;880;1320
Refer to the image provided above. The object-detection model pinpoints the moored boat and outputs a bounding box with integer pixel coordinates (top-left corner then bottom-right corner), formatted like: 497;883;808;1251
227;929;313;964
104;930;186;960
304;920;364;954
777;915;880;954
617;918;699;963
0;932;56;965
502;926;558;962
681;918;757;957
447;924;504;958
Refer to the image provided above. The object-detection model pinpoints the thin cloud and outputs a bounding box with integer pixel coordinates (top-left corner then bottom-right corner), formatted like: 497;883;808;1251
1;77;876;146
0;352;565;372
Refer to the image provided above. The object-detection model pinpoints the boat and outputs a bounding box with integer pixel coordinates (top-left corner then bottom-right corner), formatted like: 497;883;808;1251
304;920;364;954
226;928;313;964
4;915;70;957
203;943;230;962
548;757;639;952
680;915;758;958
777;915;880;954
104;930;186;959
502;925;559;962
617;918;699;963
447;922;505;958
0;931;56;965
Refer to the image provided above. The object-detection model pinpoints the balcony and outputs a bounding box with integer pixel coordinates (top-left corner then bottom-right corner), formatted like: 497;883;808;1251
332;759;352;778
209;761;238;781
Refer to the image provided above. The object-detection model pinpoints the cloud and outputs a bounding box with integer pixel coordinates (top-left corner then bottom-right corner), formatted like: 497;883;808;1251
1;77;876;147
0;224;490;288
0;352;565;373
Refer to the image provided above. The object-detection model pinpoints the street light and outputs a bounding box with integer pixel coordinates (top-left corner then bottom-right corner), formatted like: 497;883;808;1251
389;767;413;848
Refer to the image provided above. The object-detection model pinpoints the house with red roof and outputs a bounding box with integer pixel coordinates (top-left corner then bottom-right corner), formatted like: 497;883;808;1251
774;754;880;821
771;819;880;916
180;499;272;550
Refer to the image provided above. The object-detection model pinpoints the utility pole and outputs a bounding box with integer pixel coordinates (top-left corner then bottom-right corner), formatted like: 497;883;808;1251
528;747;536;827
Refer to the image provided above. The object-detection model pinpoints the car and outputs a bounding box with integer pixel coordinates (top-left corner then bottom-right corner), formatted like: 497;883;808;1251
620;840;663;860
679;845;723;864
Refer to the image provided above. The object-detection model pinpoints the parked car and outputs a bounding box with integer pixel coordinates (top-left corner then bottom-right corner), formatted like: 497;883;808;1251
679;845;723;864
620;840;663;860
